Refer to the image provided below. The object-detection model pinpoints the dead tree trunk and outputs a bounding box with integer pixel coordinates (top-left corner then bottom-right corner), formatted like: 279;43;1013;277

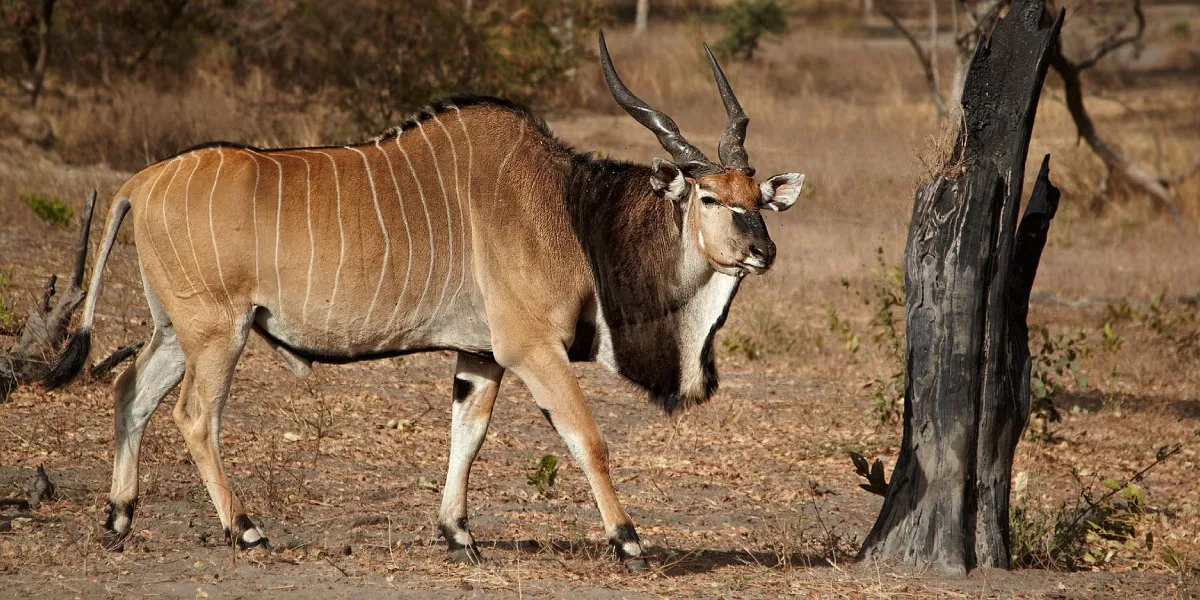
858;0;1064;573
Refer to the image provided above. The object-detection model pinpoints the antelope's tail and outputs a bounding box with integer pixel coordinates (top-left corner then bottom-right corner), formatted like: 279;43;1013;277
43;196;132;389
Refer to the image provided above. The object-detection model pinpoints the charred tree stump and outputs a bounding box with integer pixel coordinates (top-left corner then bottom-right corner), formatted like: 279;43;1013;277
858;0;1064;573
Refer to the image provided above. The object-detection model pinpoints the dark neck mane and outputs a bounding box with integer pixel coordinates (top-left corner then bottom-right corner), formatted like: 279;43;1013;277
563;155;741;413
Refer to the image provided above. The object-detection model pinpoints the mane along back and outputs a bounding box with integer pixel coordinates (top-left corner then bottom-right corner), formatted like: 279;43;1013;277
163;94;552;164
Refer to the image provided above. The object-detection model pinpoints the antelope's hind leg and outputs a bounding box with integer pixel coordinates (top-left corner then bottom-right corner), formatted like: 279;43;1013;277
103;322;186;550
439;352;505;564
171;312;267;549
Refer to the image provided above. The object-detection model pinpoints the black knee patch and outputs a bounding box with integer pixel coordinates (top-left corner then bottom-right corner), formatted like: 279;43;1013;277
453;377;475;402
540;408;557;432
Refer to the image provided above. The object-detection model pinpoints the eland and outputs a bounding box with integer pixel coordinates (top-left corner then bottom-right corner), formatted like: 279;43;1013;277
45;32;804;570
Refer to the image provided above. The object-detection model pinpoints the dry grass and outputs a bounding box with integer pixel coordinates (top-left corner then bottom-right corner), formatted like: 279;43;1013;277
2;7;1200;599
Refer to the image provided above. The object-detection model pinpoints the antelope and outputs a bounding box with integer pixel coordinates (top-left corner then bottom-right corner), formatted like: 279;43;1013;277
45;32;803;571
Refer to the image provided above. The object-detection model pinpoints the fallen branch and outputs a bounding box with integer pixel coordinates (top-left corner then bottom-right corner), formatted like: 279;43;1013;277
89;342;143;379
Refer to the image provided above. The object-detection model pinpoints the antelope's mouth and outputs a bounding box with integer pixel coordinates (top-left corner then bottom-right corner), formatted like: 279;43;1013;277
736;257;770;275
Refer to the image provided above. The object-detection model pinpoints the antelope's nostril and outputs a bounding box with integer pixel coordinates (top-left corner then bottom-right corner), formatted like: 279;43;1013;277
749;241;776;266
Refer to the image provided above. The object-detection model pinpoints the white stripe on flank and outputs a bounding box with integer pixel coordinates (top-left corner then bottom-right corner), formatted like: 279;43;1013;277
349;146;390;329
310;150;345;331
417;122;454;322
262;153;286;322
141;156;174;267
432;114;468;310
242;150;262;292
275;153;315;324
208;148;231;306
161;156;198;294
183;152;219;307
395;136;434;325
376;140;413;336
493;120;525;207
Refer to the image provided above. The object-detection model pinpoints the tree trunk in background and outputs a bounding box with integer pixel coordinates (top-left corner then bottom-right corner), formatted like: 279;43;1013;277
857;0;1064;573
634;0;649;36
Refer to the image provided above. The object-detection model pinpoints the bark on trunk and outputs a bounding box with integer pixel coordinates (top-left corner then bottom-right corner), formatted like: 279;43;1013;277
858;0;1064;573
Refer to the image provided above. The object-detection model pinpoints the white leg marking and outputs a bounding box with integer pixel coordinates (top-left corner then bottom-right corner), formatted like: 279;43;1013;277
493;120;525;207
312;150;345;332
208;148;231;305
349;146;390;329
432;114;467;310
396;137;434;326
162;157;199;294
418;123;454;322
376;140;413;338
262;153;287;322
183;152;220;307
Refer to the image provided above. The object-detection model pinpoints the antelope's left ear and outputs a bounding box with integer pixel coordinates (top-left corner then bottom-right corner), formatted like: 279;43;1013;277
760;173;805;212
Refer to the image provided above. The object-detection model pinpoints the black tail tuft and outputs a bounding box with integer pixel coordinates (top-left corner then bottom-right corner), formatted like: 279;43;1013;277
43;329;91;390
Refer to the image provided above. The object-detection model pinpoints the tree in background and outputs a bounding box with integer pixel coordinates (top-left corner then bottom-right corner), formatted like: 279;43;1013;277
875;0;1197;217
0;0;595;141
635;0;649;35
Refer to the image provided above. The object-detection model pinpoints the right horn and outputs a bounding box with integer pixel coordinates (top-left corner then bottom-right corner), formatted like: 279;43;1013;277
599;30;718;173
704;44;751;172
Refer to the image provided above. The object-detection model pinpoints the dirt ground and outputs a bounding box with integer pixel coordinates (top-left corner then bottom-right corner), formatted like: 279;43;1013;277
3;7;1200;599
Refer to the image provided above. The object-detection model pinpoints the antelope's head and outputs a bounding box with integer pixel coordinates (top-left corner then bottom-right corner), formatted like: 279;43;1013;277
599;32;804;277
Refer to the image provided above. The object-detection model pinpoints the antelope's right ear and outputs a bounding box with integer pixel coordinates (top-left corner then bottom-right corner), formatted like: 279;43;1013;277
649;158;690;203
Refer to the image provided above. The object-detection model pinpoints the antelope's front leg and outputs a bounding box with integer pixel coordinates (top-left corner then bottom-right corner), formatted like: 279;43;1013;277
509;349;651;572
438;352;505;564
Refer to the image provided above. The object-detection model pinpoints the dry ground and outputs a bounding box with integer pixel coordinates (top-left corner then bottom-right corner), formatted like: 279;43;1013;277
2;10;1200;600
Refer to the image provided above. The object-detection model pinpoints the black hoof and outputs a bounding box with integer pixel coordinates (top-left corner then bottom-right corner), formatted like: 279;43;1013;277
101;500;135;552
449;546;484;565
623;556;652;572
227;514;270;550
100;529;128;552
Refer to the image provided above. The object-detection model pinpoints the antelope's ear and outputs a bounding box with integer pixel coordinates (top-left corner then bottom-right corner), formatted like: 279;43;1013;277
650;158;690;203
760;172;805;212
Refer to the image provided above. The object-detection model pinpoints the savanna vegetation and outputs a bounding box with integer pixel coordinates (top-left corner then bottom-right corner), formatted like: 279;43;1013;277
1;0;1198;597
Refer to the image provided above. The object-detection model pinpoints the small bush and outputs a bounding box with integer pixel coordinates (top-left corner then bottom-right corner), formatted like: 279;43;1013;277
21;193;74;228
1027;327;1090;442
1011;444;1184;570
1107;295;1199;359
527;454;559;498
713;0;791;61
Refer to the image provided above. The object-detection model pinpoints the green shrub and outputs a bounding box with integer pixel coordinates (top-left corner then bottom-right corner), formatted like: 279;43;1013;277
526;454;559;498
713;0;790;61
1010;443;1185;570
21;193;73;228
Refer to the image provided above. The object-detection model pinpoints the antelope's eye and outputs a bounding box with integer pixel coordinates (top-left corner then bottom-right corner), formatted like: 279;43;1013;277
700;195;719;206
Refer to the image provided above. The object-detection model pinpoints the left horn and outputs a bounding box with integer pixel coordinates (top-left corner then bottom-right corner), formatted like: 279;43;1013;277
704;44;751;172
